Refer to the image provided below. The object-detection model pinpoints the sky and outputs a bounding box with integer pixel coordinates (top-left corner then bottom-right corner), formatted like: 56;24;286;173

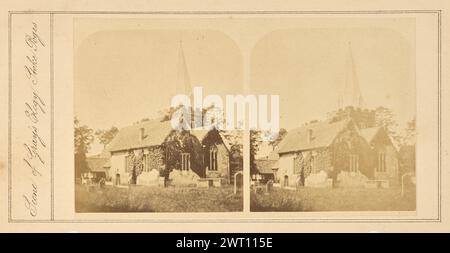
250;26;416;130
74;29;243;130
74;17;415;154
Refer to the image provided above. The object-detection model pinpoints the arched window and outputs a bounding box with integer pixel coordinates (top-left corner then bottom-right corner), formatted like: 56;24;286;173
349;154;359;172
209;146;218;171
181;153;190;171
377;152;386;172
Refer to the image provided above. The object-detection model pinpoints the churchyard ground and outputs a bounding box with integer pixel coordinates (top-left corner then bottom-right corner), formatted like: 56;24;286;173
76;184;243;212
250;186;416;212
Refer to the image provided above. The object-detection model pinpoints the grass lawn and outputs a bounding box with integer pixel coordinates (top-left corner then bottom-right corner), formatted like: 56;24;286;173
251;186;416;212
76;184;243;212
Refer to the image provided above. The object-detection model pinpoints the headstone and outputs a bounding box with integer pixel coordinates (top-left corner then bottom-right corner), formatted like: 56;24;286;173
266;180;274;194
158;177;166;187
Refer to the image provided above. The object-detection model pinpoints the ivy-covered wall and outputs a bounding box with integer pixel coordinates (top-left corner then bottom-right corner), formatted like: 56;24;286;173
110;129;241;185
330;124;374;179
162;130;204;177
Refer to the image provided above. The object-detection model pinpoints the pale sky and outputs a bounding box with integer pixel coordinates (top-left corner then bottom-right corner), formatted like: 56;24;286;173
74;17;415;154
250;27;415;130
74;28;243;130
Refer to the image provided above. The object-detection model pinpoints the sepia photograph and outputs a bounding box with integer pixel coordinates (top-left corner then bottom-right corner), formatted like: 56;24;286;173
73;19;245;212
249;20;417;212
72;17;418;213
1;0;448;233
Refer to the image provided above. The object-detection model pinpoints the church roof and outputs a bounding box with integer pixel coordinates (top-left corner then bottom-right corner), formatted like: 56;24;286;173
254;159;277;174
86;157;110;172
277;119;351;154
109;119;242;154
359;126;399;151
359;127;381;143
219;130;243;152
190;129;209;142
109;119;173;152
200;128;243;154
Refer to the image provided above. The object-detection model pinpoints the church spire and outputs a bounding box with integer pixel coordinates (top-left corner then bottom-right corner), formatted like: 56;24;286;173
176;39;192;95
175;39;198;129
339;42;365;109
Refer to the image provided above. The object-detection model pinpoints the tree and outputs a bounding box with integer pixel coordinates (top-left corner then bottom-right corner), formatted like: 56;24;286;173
268;128;288;148
159;106;181;122
403;117;416;146
127;150;144;184
95;126;119;148
374;106;398;133
220;130;243;174
250;130;262;175
250;128;285;176
74;117;94;178
398;117;416;177
374;106;401;145
159;104;221;129
163;133;182;173
161;130;204;177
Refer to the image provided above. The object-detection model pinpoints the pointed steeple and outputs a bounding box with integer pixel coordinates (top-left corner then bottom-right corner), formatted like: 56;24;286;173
175;39;198;129
176;40;192;95
339;42;365;109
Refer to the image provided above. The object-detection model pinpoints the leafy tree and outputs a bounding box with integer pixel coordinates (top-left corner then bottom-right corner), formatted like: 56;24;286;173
74;117;94;178
161;130;203;177
374;106;402;145
250;130;262;175
163;134;182;173
159;104;220;129
127;150;144;184
250;128;285;176
374;106;398;133
220;129;243;174
159;106;182;122
397;117;416;177
95;126;119;148
268;128;288;147
403;117;416;146
229;142;243;186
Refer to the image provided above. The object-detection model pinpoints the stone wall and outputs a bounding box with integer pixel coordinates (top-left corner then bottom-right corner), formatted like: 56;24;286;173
110;147;165;186
110;150;129;185
373;145;399;185
144;146;164;172
205;143;230;182
278;153;296;187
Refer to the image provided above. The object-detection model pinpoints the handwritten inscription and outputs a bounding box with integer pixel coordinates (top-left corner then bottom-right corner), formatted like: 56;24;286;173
22;22;46;217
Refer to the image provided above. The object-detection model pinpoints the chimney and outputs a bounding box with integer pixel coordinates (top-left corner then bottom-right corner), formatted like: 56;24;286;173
307;129;313;143
139;127;145;141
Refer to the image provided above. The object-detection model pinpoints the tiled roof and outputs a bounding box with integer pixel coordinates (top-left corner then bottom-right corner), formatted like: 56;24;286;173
277;119;351;154
86;157;109;172
108;119;173;152
255;159;277;174
267;147;280;160
109;119;243;153
218;130;243;152
359;127;381;143
359;126;399;151
190;129;209;142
